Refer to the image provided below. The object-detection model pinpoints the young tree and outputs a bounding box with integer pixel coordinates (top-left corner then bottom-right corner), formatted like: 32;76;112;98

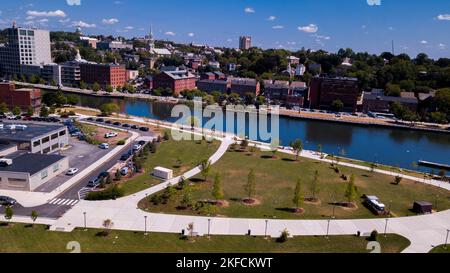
92;82;101;92
244;169;256;200
102;219;114;236
12;106;21;116
212;173;224;201
105;85;114;93
345;174;358;203
200;159;211;182
290;139;303;161
180;192;193;209
99;103;119;116
30;210;39;225
270;138;280;158
394;176;402;185
40;105;49;117
310;170;320;201
0;102;8;114
292;178;304;211
115;169;122;181
27;106;34;116
277;229;290;243
4;206;13;224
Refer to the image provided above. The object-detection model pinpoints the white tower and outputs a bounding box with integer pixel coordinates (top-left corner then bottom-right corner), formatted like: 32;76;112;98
148;24;155;51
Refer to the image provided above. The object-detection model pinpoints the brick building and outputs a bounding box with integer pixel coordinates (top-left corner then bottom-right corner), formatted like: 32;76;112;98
0;82;41;111
197;79;230;93
230;78;260;97
309;77;361;112
153;70;197;95
79;63;126;88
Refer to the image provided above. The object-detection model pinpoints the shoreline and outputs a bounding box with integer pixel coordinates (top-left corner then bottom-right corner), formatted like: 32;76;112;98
18;82;450;134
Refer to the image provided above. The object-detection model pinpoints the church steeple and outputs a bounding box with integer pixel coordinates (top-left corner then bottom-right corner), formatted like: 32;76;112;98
148;24;155;51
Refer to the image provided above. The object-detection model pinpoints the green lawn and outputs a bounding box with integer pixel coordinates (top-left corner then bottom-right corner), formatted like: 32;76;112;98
0;224;409;253
429;245;450;253
140;148;450;219
119;137;220;196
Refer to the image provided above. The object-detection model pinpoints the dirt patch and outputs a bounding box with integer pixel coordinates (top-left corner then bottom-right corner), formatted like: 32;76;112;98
241;198;261;206
305;198;322;206
216;200;230;208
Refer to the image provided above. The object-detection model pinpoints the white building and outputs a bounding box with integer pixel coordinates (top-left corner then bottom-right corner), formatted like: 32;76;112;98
153;166;173;180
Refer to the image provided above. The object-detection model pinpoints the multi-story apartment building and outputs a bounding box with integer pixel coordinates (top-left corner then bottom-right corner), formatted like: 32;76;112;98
309;77;361;112
196;79;230;93
0;23;51;76
239;36;252;50
153;70;197;95
0;82;41;111
230;78;260;97
79;63;126;88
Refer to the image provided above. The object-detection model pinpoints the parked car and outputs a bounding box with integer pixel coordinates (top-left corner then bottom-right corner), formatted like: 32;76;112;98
113;122;121;126
96;118;105;122
122;123;131;128
87;178;101;188
120;151;132;161
104;132;118;138
98;171;110;181
0;196;17;206
133;144;142;151
120;167;129;176
66;168;79;176
86;117;94;121
131;124;140;130
138;140;146;146
139;126;149;132
105;120;112;124
99;143;110;149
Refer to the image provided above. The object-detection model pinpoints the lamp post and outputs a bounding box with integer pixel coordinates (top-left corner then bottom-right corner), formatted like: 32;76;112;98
384;219;389;237
83;212;87;231
144;215;148;236
332;202;336;219
388;200;392;217
264;220;269;238
444;229;450;250
326;219;331;239
207;219;211;237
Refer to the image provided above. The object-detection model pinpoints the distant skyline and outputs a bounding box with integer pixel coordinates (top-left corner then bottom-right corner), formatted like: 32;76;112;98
0;0;449;58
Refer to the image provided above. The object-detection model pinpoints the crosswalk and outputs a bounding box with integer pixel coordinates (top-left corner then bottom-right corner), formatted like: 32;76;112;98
48;198;79;207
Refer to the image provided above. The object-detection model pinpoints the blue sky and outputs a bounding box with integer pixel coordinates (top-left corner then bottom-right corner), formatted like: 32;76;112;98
0;0;449;58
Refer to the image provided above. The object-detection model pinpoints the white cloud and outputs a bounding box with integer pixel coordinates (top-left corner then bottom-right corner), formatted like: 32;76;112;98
165;31;175;36
102;18;119;25
73;21;96;28
59;18;71;24
272;25;284;29
437;14;450;21
420;40;428;44
388;26;395;31
188;32;194;37
267;16;276;21
66;0;81;6
124;26;134;30
244;7;255;13
27;10;66;18
438;43;447;49
298;24;318;33
38;19;49;23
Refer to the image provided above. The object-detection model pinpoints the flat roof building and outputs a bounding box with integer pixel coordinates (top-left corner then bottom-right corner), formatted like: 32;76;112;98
79;63;127;88
153;70;197;96
0;82;41;111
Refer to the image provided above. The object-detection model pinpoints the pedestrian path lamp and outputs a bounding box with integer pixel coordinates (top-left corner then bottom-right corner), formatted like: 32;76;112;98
83;212;87;231
384;219;389;237
264;220;268;238
326;219;331;239
144;215;148;236
445;229;450;250
207;219;211;237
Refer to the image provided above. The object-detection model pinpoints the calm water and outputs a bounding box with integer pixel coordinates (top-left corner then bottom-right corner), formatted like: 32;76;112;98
69;93;450;173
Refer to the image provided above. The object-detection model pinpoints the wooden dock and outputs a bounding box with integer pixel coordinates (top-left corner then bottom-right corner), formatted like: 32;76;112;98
418;160;450;171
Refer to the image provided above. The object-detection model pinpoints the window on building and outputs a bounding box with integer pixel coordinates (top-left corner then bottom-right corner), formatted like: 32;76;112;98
41;170;48;180
59;130;66;136
42;136;50;144
51;133;58;140
33;140;40;147
43;147;50;154
53;163;60;173
51;143;58;151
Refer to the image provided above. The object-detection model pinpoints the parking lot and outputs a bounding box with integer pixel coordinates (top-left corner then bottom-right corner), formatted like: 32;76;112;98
33;137;112;193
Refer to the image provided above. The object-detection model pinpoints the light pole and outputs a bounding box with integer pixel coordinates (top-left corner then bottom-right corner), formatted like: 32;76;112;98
144;215;148;236
384;219;389;237
332;202;336;219
326;219;331;239
207;219;211;237
444;229;450;250
388;200;392;217
264;220;268;238
83;212;87;231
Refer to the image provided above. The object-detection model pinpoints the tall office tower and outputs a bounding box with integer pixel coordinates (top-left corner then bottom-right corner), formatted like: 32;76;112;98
0;23;51;75
239;36;252;50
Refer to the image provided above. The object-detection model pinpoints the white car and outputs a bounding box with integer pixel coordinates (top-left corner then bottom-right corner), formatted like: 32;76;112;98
66;168;79;176
99;143;110;149
105;132;118;138
133;144;142;151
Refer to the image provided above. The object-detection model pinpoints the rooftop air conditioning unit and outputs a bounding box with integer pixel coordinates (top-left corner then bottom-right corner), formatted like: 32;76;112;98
0;158;13;166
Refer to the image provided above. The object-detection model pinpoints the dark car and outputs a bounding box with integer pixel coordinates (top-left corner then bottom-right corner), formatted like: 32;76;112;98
122;123;131;128
138;140;146;146
105;120;112;124
131;124;139;129
120;151;132;161
113;122;121;126
98;171;110;182
0;196;17;206
96;118;105;123
139;127;149;132
86;117;94;121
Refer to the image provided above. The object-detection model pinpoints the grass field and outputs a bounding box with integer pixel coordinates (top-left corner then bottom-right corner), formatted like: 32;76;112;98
140;147;450;219
119;137;220;196
0;224;410;253
429;245;450;253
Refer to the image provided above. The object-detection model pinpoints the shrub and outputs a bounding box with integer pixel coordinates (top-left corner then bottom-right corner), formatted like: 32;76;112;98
117;139;126;145
277;229;290;243
85;185;124;201
369;230;379;241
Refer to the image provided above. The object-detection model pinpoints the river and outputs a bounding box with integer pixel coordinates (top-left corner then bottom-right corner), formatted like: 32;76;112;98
69;93;450;174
